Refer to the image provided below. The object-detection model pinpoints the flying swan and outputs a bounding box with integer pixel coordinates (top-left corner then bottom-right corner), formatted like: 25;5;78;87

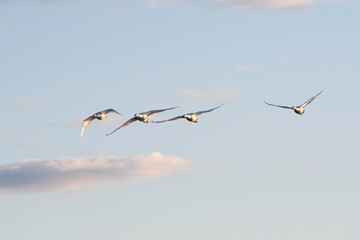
80;109;122;139
152;103;224;123
263;87;326;115
106;106;178;135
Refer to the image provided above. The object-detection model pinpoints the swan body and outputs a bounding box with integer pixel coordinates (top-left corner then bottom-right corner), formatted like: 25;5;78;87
152;103;224;123
264;87;325;115
80;109;121;139
106;106;178;135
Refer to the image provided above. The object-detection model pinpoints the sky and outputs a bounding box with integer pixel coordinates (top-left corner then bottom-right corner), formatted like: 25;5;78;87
1;0;360;239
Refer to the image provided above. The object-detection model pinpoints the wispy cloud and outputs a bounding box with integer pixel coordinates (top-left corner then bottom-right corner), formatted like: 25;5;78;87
265;131;304;140
183;90;239;99
232;64;263;73
0;152;190;194
0;0;344;10
146;0;344;10
0;133;15;143
17;141;55;149
0;97;42;108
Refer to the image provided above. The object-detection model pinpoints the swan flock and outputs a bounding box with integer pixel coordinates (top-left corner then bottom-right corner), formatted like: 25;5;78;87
79;87;325;138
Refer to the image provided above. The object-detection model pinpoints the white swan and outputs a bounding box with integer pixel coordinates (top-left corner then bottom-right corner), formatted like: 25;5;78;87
264;87;325;115
152;103;224;123
80;109;122;139
106;106;178;135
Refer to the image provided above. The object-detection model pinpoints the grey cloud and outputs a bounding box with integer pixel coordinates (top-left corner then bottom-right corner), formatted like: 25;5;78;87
0;152;190;194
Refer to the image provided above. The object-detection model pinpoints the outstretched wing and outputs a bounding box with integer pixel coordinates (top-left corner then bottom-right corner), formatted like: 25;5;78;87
152;115;185;123
80;116;95;139
192;103;224;116
300;87;326;108
263;100;292;109
103;109;122;116
141;106;179;117
106;117;137;136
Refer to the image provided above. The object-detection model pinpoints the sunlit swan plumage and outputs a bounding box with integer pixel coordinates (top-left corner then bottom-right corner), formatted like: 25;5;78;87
264;87;325;115
80;109;121;139
106;106;178;135
152;103;224;123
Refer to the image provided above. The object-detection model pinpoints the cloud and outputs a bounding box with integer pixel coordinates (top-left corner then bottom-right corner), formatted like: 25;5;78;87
0;0;344;9
183;90;239;99
232;64;262;73
265;131;303;140
0;0;60;2
146;0;344;10
0;134;15;143
0;152;190;194
0;97;42;108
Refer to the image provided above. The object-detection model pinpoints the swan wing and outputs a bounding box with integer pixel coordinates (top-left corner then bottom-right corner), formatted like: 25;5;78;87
106;117;137;136
141;106;179;116
193;103;224;116
103;109;122;116
263;100;292;109
300;87;326;108
80;116;95;139
152;115;184;123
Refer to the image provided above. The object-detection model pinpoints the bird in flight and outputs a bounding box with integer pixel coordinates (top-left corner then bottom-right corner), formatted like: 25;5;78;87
152;103;224;123
263;87;326;115
106;106;178;135
80;109;122;139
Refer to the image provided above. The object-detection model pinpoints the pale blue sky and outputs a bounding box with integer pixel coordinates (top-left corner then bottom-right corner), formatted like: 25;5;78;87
1;0;360;239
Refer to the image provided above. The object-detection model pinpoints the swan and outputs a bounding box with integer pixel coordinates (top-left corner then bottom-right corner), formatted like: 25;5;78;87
80;109;122;139
152;103;224;123
263;87;325;115
106;106;178;135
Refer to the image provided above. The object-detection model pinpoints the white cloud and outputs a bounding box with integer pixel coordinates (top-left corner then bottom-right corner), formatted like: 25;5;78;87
0;152;190;194
145;0;344;10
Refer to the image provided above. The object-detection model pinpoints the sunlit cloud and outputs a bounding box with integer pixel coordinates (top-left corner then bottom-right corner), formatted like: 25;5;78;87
0;152;191;194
